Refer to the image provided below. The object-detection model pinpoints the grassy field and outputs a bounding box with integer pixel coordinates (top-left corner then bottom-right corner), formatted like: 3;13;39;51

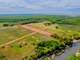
0;15;79;60
60;24;80;32
0;33;53;60
28;22;80;35
0;22;79;60
0;26;32;45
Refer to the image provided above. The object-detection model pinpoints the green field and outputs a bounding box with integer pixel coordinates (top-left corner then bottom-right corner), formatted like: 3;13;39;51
0;26;32;45
0;15;80;25
0;15;79;60
0;33;53;60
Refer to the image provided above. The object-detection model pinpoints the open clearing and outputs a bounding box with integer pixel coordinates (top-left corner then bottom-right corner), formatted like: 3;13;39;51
21;25;52;37
0;21;80;60
0;26;32;45
0;32;36;47
0;23;54;60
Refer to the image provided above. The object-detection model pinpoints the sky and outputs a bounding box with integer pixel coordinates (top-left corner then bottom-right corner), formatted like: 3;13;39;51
0;0;80;15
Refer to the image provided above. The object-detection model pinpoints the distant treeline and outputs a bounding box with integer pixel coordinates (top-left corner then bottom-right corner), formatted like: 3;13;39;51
0;15;80;25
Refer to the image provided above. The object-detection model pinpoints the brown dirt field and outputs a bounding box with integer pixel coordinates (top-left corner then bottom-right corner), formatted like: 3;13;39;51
21;25;52;37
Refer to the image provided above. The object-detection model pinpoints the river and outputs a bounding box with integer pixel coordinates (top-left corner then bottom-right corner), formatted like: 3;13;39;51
54;42;80;60
37;41;80;60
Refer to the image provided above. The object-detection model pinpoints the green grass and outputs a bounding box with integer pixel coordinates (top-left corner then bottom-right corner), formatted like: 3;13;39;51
67;55;80;60
0;15;80;26
0;26;32;44
0;17;79;60
60;24;80;32
0;33;53;60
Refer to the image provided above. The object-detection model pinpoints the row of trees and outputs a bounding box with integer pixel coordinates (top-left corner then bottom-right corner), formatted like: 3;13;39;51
36;40;65;57
24;40;65;60
22;30;80;60
3;24;14;27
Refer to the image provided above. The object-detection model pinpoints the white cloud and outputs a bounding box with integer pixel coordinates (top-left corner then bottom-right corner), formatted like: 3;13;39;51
0;0;43;11
0;0;80;14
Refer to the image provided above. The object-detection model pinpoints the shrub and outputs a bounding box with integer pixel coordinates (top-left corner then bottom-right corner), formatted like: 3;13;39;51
0;54;6;60
67;55;80;60
36;40;64;57
3;24;9;27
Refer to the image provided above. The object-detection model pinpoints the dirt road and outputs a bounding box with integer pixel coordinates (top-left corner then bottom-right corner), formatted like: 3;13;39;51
21;25;52;37
0;32;36;47
0;24;52;47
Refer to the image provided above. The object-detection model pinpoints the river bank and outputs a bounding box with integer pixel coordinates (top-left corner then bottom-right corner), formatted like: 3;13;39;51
37;40;80;60
54;41;80;60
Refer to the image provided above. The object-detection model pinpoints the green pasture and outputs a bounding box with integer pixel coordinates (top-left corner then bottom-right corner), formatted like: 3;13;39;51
0;26;32;44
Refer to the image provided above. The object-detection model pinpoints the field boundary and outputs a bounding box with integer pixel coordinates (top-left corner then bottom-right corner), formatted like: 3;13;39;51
0;32;37;47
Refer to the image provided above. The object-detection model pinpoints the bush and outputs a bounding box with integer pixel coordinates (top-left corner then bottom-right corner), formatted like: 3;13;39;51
44;22;52;26
67;55;80;60
10;24;14;26
22;56;28;60
36;40;64;58
0;54;6;60
3;24;9;27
